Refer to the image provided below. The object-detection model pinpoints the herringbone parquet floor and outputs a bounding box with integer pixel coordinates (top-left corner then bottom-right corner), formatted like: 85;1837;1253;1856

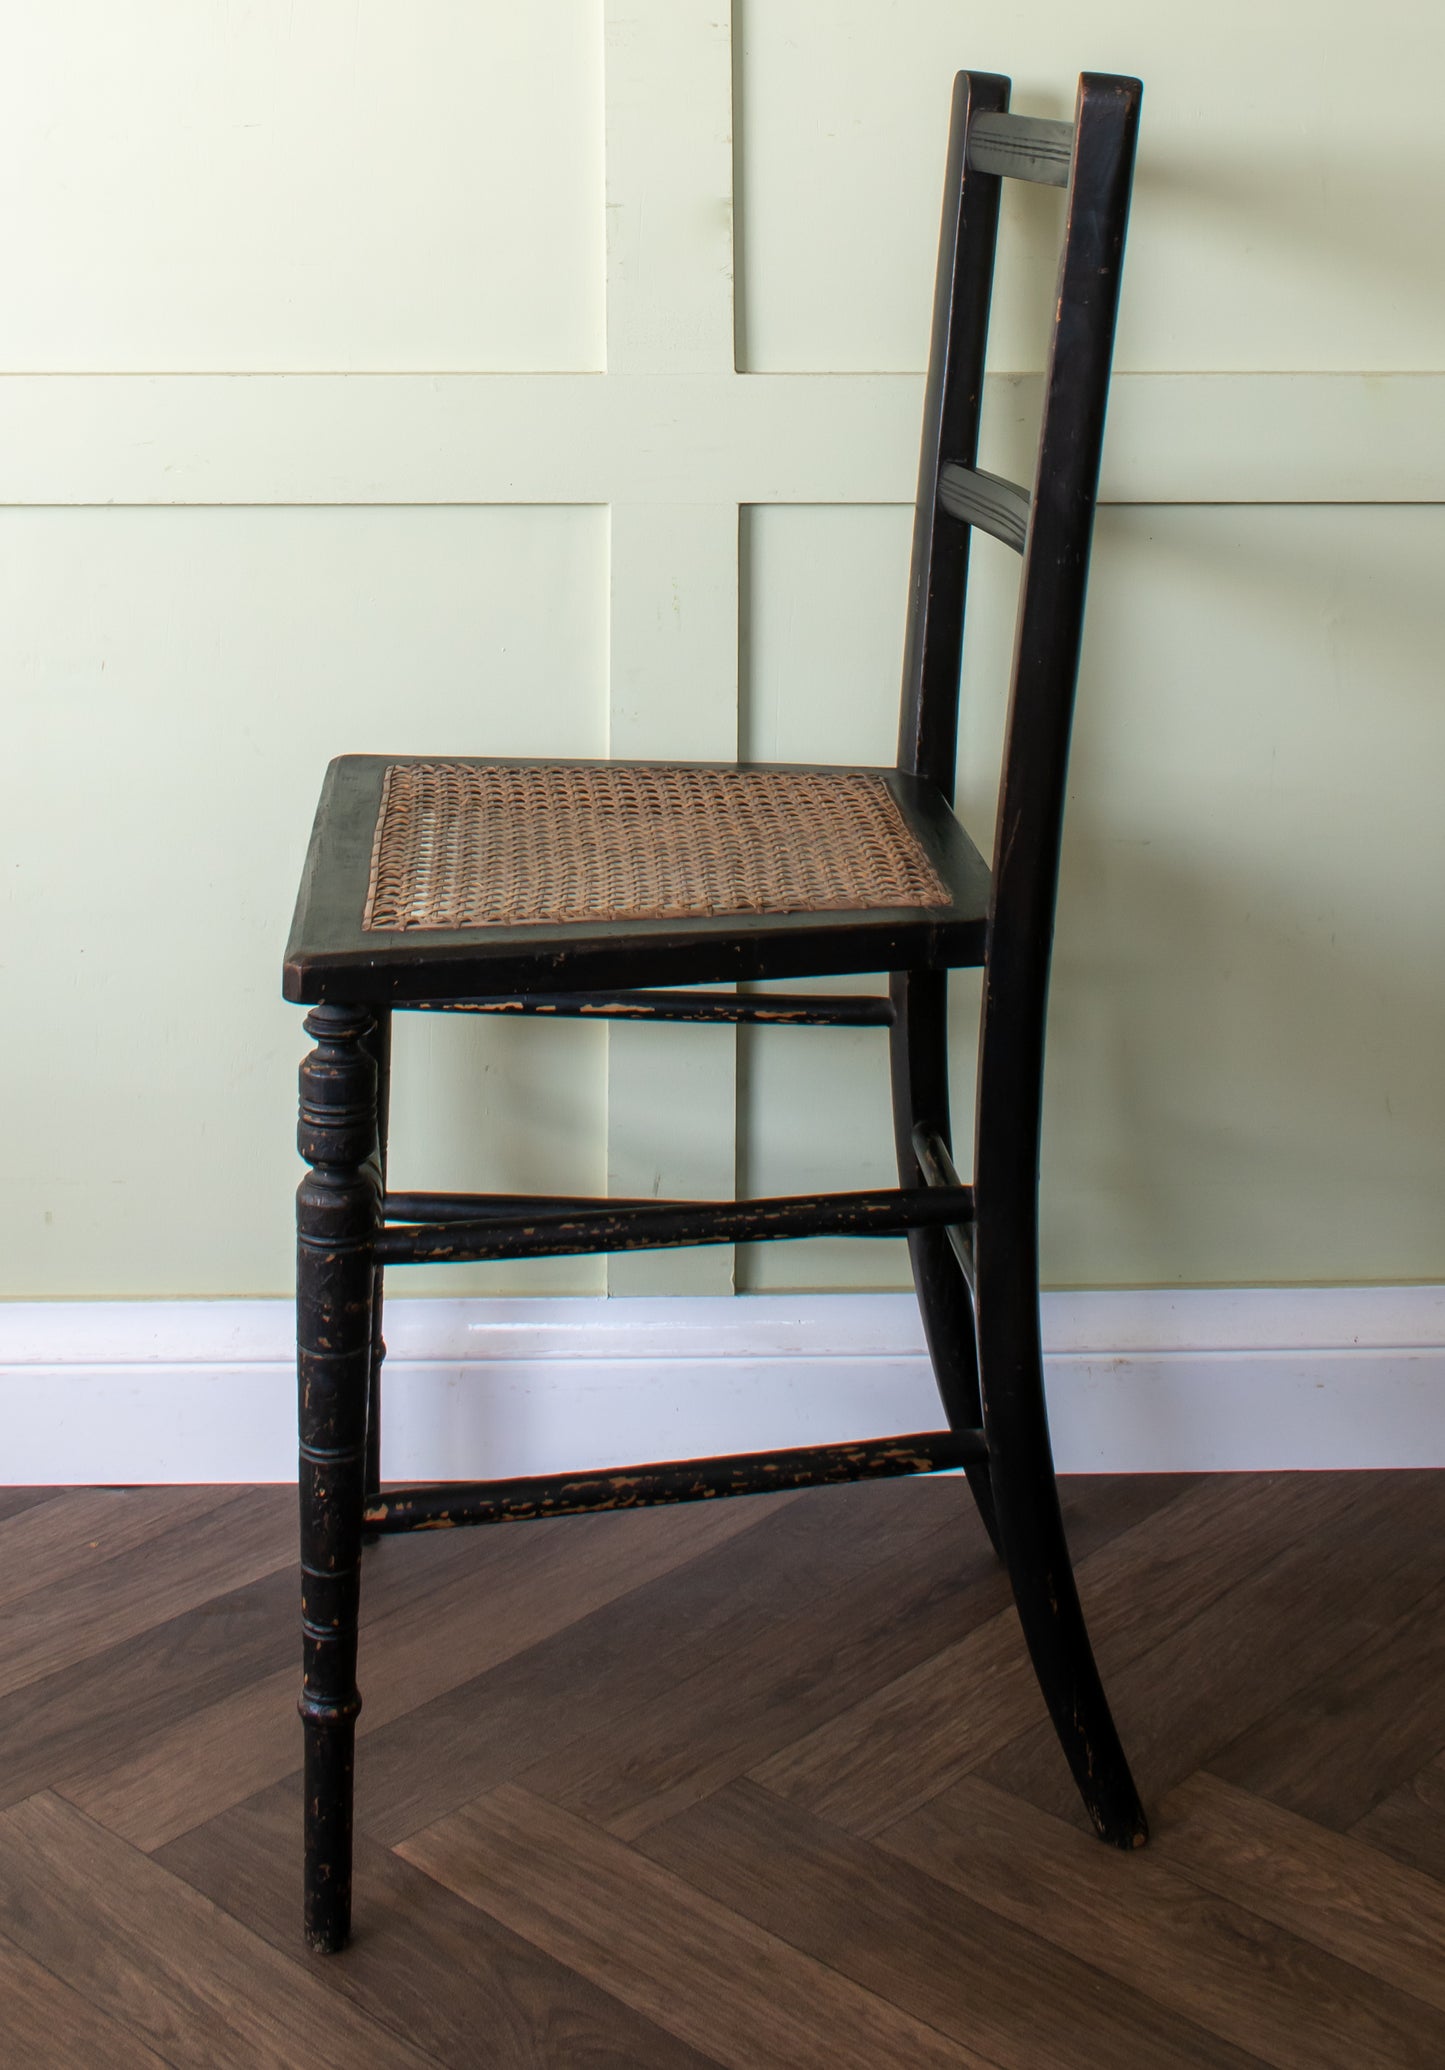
1;1470;1442;2066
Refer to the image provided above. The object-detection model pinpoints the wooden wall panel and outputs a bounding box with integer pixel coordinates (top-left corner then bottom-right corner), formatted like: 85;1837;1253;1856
0;0;1439;1297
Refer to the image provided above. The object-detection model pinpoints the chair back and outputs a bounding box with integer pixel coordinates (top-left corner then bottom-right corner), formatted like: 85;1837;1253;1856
897;69;1141;1228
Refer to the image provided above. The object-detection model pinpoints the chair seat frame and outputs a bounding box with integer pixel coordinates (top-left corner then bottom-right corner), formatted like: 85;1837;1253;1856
291;67;1146;1954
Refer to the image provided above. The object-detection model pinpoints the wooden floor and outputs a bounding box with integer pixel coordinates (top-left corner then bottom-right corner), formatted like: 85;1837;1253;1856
1;1471;1442;2066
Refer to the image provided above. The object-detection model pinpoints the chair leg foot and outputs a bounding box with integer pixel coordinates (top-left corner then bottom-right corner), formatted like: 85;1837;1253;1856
297;1004;380;1954
994;1469;1147;1843
302;1704;360;1952
980;1299;1147;1846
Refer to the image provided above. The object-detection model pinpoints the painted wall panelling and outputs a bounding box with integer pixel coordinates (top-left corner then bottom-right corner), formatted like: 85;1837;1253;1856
1;1;1441;1299
734;0;1445;374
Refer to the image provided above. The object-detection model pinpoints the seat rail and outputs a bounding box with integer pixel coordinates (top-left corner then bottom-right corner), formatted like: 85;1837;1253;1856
399;988;894;1026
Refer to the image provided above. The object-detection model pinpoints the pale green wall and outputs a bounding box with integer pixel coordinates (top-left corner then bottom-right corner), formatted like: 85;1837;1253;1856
1;2;1440;1299
739;505;1445;1289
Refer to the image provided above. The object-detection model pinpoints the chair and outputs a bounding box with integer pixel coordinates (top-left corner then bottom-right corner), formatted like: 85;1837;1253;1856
285;68;1145;1954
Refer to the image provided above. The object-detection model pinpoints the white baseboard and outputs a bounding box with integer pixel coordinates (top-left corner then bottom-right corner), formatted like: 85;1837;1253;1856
1;1288;1442;1484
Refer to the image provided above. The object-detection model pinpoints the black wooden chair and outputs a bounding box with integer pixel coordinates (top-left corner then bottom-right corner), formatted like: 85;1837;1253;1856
285;68;1144;1954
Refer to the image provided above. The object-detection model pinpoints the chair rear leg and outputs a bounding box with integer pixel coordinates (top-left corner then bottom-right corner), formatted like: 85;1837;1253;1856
906;1227;1002;1556
889;971;1001;1554
974;1251;1148;1846
362;1008;392;1511
297;1004;380;1953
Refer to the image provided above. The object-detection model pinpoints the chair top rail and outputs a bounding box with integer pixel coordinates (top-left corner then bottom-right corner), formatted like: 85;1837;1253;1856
937;463;1030;553
967;110;1074;187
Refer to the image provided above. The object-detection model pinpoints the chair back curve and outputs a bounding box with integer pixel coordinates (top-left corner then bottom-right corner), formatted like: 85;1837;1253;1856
896;68;1142;1234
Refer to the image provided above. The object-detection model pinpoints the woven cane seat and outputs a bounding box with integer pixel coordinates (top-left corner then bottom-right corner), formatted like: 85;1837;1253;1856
363;761;952;932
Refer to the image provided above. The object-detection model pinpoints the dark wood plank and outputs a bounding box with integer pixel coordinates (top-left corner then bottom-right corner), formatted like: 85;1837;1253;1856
1207;1572;1445;1828
0;1503;524;1811
3;1469;1443;2057
0;1794;443;2070
354;1476;960;1840
520;1472;1196;1841
0;1566;298;1811
753;1471;1352;1833
0;1487;294;1698
0;1486;67;1524
370;1473;1007;1843
980;1470;1445;1825
1158;1772;1445;2014
1349;1752;1445;1882
881;1777;1445;2070
397;1784;991;2069
64;1494;785;1851
0;1929;175;2068
158;1779;723;2070
639;1778;1270;2070
0;1485;230;1612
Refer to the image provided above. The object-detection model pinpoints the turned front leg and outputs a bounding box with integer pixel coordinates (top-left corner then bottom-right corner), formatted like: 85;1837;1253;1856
296;1003;379;1954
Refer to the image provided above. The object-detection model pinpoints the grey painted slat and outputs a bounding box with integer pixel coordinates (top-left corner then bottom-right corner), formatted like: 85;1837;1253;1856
967;112;1074;188
936;464;1031;553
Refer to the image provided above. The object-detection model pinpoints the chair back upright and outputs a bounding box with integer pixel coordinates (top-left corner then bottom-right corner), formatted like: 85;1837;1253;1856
897;68;1009;800
897;69;1142;1228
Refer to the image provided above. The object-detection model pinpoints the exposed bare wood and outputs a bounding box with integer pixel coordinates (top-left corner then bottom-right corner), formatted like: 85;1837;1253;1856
363;1431;984;1534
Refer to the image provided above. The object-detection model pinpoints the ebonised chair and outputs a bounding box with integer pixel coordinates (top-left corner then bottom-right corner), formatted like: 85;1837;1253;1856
285;68;1145;1954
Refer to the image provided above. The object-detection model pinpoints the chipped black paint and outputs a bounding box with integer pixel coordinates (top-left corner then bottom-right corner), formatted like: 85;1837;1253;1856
296;1004;378;1954
402;988;896;1027
361;1431;988;1535
375;1184;976;1267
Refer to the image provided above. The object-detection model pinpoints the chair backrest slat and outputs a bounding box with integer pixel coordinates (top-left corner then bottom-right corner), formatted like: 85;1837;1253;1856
967;110;1075;187
936;464;1030;553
